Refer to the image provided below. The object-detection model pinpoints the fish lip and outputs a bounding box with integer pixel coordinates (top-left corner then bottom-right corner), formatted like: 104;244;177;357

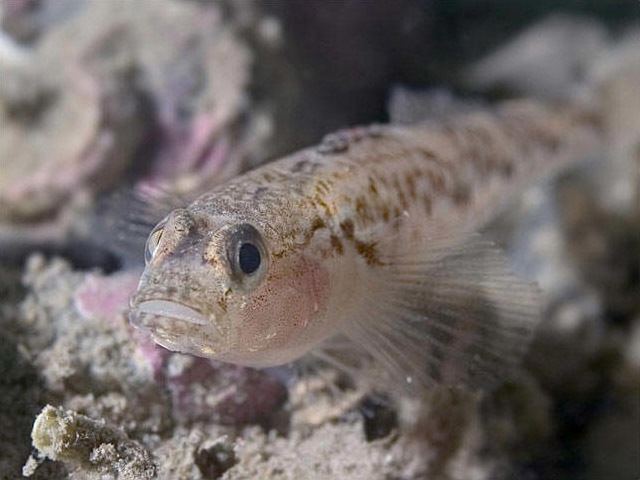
132;299;211;326
129;298;225;356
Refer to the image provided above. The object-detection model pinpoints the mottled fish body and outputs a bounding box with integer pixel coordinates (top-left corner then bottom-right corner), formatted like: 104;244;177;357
130;100;603;390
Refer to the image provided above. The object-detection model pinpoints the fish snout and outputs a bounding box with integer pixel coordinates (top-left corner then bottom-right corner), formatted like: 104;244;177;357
128;297;227;357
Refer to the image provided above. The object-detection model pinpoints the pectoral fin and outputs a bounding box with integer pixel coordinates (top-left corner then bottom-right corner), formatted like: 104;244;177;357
336;234;540;393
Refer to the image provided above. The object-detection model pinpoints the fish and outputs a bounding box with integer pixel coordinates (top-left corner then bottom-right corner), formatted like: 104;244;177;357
128;99;604;392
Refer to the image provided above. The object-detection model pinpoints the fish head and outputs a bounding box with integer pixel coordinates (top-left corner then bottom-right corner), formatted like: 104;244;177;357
129;204;333;367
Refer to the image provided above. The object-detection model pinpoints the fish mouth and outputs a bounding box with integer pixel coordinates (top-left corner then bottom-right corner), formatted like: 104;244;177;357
133;300;210;326
129;299;224;356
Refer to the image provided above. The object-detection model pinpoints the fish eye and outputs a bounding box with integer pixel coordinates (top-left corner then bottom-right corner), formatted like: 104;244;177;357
227;223;267;282
145;225;164;264
238;242;261;274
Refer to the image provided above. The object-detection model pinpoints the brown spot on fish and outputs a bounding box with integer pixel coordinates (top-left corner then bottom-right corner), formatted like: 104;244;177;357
272;249;286;259
330;235;344;255
314;195;334;216
339;219;355;239
217;288;232;313
381;204;390;222
368;177;379;196
303;216;327;243
355;240;382;266
310;216;326;231
355;196;373;223
315;179;332;195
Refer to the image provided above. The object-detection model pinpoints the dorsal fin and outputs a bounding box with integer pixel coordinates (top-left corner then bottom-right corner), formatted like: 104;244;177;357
91;184;190;268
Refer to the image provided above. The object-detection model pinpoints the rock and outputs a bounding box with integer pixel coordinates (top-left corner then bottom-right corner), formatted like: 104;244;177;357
223;422;394;480
0;15;146;223
28;405;155;479
0;0;263;258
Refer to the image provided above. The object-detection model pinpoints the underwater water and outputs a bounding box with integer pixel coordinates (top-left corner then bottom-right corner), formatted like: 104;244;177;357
1;1;639;479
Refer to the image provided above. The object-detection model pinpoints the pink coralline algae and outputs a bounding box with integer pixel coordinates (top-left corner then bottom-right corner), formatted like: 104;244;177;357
73;271;141;322
166;356;288;425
